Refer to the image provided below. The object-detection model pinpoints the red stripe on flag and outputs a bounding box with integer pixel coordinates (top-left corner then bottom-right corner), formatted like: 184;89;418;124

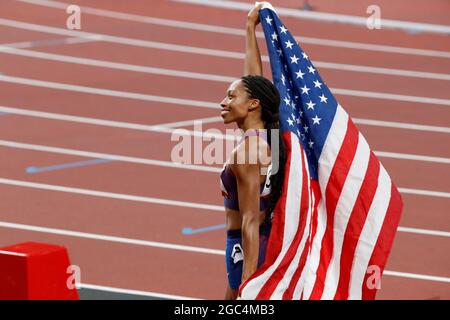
239;132;292;297
333;150;380;299
361;183;403;300
309;119;359;299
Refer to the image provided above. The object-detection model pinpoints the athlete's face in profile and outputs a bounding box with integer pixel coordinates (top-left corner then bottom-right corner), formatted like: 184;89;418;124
220;80;255;125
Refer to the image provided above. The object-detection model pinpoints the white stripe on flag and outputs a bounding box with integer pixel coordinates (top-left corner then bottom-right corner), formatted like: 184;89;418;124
321;132;371;299
241;132;303;299
302;105;348;299
348;164;392;299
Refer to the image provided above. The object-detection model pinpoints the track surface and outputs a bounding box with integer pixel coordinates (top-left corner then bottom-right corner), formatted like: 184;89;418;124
0;0;449;300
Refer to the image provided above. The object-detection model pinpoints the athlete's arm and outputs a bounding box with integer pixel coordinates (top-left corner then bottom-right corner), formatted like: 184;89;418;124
244;2;264;76
230;137;262;283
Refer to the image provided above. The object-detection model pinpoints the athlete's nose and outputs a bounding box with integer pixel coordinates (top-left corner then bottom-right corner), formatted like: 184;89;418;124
220;97;228;109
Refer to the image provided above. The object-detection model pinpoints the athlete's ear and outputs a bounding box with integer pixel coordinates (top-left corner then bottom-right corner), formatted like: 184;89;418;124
248;99;260;111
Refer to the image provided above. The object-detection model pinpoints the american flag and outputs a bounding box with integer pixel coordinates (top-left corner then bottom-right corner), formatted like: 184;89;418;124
239;4;403;300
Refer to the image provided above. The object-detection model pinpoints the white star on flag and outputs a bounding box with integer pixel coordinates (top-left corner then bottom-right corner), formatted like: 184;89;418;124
285;40;294;49
281;73;286;85
308;65;316;74
313;80;322;88
308;139;314;148
295;70;305;79
272;32;278;41
283;96;290;106
265;16;273;25
303;124;309;133
301;85;310;95
319;94;328;103
287;117;294;126
306;100;316;110
302;52;308;59
279;25;288;34
312;115;322;125
290;55;299;64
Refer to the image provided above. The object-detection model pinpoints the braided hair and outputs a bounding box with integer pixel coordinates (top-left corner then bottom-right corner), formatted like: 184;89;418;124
240;75;287;217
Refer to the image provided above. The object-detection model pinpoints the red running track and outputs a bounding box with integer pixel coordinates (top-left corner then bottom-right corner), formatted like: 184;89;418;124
0;0;449;299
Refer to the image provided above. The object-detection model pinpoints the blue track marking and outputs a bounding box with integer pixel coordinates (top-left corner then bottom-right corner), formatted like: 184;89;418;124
182;224;226;235
26;158;113;174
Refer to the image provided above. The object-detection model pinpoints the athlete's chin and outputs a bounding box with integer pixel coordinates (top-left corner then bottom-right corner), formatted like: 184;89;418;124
221;114;234;124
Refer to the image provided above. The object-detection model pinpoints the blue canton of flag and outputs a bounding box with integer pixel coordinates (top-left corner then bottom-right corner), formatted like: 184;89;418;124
260;8;338;179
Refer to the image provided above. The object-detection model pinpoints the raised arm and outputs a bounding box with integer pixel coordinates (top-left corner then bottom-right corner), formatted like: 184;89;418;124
244;2;264;76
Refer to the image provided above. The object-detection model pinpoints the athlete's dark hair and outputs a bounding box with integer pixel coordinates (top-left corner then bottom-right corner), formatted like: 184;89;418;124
240;75;287;217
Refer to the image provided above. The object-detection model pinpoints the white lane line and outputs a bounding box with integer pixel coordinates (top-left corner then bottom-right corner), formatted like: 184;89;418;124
2;101;450;135
397;226;450;238
0;45;237;82
15;0;450;58
0;17;246;59
153;112;450;135
315;61;450;81
398;188;450;198
77;283;200;300
1;19;450;84
0;37;98;49
1;45;448;84
1;106;450;164
374;151;450;164
0;220;449;284
0;178;225;211
0;221;224;255
330;87;450;106
1;73;449;107
0;177;448;219
352;118;450;134
173;0;450;35
0;106;237;141
383;270;450;283
157;116;223;128
1;106;450;165
0;75;219;109
0;136;449;176
0;140;223;173
0;139;448;191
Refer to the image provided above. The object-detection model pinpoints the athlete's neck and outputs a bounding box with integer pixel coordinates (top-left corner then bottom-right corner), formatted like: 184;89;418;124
237;118;265;132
